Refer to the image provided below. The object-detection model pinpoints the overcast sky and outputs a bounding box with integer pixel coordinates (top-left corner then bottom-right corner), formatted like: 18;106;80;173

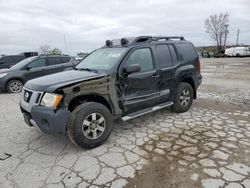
0;0;249;55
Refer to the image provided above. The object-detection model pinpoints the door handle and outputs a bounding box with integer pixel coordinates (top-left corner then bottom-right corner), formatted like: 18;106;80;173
152;73;160;79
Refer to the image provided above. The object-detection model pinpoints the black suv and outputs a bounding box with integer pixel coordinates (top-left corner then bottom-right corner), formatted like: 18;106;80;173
20;36;202;148
0;55;26;69
0;55;76;93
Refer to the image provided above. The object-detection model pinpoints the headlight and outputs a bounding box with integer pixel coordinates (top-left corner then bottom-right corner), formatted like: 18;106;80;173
40;93;63;108
0;73;7;78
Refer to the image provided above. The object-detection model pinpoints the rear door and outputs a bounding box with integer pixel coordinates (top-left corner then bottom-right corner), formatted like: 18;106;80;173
155;44;178;102
46;57;65;74
120;47;161;114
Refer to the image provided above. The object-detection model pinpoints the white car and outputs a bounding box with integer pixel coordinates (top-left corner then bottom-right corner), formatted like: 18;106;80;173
225;47;250;57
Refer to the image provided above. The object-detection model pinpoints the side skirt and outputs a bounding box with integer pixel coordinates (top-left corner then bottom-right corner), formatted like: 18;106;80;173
121;101;173;121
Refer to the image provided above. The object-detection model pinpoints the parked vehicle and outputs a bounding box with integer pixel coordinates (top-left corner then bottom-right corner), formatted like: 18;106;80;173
20;36;202;149
225;47;250;57
0;55;26;69
19;52;39;58
0;55;77;93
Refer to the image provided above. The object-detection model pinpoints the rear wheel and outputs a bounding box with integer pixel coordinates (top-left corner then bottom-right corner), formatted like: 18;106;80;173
172;82;194;113
67;102;113;149
7;79;23;93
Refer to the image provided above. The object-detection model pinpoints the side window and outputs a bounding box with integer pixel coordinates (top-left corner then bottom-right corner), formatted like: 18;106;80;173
47;57;62;66
0;57;6;64
1;56;12;64
15;56;25;63
156;45;172;68
168;45;178;65
60;57;71;63
126;48;154;72
28;58;46;68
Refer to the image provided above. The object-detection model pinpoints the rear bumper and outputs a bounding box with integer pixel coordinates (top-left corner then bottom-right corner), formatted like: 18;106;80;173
193;74;202;89
21;105;70;134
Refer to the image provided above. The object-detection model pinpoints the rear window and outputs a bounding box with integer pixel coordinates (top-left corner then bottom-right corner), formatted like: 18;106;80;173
177;43;197;61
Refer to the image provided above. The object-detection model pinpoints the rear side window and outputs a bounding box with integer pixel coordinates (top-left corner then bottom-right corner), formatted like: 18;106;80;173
60;57;71;63
126;48;154;72
47;57;62;66
177;43;197;61
14;56;25;63
0;56;14;64
156;45;173;68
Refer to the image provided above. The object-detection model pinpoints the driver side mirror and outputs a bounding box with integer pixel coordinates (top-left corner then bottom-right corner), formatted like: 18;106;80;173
26;66;32;71
123;64;141;75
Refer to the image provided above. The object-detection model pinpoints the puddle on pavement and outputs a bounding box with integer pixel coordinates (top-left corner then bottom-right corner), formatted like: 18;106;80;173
201;62;250;76
125;120;250;188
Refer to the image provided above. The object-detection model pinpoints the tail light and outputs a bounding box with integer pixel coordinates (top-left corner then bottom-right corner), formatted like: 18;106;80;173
196;59;201;74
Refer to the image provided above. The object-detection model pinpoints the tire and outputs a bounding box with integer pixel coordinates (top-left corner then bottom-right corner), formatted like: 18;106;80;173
7;79;23;93
67;102;113;149
172;82;194;113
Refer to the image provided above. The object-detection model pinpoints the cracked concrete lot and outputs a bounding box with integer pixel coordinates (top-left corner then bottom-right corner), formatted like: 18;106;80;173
0;58;250;188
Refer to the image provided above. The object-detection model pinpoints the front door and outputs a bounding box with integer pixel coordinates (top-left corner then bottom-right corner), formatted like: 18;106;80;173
120;47;160;114
23;58;47;82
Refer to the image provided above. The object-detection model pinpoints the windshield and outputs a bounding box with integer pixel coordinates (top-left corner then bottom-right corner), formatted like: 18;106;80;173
9;56;38;70
76;48;127;71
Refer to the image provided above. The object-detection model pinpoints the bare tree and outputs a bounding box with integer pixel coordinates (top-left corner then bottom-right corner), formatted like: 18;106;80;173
205;12;229;52
39;45;50;54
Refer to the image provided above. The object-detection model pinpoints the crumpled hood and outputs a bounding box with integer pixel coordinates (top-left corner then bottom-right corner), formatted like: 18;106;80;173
24;70;106;92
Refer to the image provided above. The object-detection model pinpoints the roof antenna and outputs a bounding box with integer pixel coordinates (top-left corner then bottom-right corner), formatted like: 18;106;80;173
64;34;68;55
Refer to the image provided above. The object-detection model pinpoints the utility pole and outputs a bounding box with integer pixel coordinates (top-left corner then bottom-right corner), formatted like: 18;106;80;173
64;34;68;55
224;24;229;50
236;29;240;46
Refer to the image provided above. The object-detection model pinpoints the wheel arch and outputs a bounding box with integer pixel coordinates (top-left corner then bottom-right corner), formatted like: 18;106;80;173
68;94;113;114
181;77;196;99
5;77;24;91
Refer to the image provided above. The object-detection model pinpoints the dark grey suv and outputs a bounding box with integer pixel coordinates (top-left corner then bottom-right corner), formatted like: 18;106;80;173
0;55;76;93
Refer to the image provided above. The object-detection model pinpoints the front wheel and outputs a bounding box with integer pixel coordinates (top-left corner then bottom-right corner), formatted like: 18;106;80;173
67;102;113;149
7;79;23;93
172;82;194;113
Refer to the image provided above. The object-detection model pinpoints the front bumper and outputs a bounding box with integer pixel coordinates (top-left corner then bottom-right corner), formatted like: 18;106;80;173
21;105;70;134
0;79;5;91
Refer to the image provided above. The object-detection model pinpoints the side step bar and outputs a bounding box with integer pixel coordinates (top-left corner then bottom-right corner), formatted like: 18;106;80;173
121;102;173;121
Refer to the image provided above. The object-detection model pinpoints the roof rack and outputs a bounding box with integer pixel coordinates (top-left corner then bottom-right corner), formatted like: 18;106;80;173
104;36;185;47
151;36;185;41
